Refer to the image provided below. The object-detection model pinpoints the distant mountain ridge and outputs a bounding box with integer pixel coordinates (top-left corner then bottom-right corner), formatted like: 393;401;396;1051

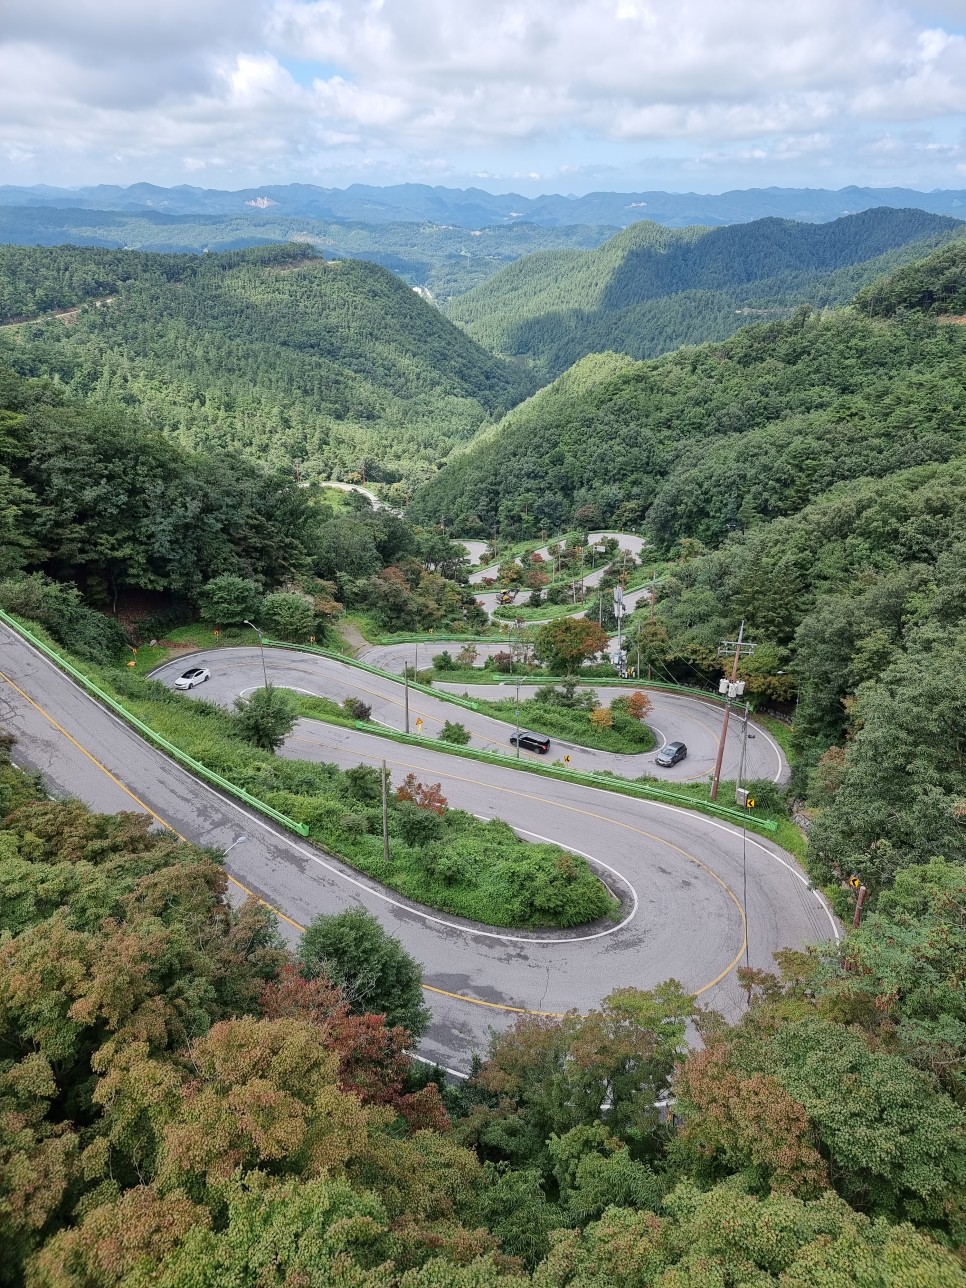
3;180;966;229
445;207;965;380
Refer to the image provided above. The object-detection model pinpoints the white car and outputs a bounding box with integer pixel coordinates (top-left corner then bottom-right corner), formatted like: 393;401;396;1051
174;666;210;690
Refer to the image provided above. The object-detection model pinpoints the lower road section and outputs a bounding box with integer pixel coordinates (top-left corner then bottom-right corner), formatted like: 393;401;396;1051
0;624;835;1074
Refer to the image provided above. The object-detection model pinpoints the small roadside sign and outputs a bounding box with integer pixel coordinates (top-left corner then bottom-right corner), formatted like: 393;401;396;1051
849;875;861;889
415;717;423;733
564;754;571;764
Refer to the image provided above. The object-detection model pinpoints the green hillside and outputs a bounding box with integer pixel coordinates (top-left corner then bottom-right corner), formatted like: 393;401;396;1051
0;243;533;481
445;208;964;380
413;241;966;544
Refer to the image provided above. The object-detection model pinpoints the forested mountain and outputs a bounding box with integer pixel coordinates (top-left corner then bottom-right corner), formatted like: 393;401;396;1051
0;360;487;656
5;178;966;227
445;207;965;380
0;244;533;480
0;206;618;299
415;240;966;541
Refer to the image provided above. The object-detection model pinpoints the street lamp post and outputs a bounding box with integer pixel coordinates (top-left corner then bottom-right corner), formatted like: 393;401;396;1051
243;621;270;689
513;617;523;758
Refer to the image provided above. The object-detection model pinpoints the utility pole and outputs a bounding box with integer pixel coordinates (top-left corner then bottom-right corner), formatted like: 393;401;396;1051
381;759;390;864
709;621;755;802
404;668;410;734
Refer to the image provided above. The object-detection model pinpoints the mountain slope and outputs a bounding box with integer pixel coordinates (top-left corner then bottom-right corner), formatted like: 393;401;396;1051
445;208;965;380
0;243;533;480
412;241;966;543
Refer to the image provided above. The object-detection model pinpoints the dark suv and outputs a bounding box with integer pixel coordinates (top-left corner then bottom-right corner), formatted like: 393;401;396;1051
655;740;687;767
510;731;551;754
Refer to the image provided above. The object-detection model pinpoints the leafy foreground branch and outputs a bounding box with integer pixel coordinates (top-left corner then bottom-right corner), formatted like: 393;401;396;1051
1;745;964;1287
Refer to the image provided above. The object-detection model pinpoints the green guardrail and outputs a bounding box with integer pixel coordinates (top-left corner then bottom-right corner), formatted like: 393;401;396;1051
261;638;482;715
0;609;310;838
267;636;729;708
343;719;778;834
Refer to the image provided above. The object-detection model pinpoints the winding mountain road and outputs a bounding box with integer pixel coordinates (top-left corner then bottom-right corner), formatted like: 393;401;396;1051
0;624;834;1074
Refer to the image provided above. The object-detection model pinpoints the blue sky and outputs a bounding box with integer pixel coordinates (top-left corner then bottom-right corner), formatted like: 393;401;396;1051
2;0;966;195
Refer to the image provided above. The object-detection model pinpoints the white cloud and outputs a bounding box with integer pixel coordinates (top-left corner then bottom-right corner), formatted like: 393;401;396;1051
0;0;965;190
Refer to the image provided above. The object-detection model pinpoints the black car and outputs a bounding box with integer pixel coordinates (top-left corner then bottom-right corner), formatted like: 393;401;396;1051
510;731;551;754
654;740;687;767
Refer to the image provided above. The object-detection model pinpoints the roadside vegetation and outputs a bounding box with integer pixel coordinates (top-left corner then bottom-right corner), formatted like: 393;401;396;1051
475;683;656;756
2;742;963;1285
12;622;616;930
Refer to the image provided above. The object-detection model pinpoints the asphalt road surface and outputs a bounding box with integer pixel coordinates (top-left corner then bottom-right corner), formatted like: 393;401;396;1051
151;647;786;786
0;624;834;1074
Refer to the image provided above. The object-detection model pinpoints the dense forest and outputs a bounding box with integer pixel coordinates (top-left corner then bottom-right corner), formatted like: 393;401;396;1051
0;360;484;654
445;208;965;380
416;243;966;544
0;207;618;300
0;243;533;482
1;745;964;1285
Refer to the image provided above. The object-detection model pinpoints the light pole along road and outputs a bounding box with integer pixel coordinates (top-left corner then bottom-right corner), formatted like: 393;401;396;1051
0;624;837;1075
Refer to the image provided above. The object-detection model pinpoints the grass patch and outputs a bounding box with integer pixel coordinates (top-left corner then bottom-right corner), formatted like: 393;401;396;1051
130;623;260;675
493;600;593;623
753;713;797;765
473;694;656;755
22;624;617;931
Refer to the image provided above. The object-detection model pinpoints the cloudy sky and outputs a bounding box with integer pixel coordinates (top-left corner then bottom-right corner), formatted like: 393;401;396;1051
3;0;966;195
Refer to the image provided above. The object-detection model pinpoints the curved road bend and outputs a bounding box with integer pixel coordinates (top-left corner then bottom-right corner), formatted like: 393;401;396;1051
150;647;787;785
0;624;833;1074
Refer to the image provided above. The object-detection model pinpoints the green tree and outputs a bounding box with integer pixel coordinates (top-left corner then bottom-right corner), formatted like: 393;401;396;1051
297;908;431;1039
261;590;316;642
233;685;297;753
197;574;261;627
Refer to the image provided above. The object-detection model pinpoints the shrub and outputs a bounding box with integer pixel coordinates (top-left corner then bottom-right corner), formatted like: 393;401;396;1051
198;574;261;627
342;696;372;722
261;590;316;642
395;801;446;847
432;651;456;671
589;706;614;729
233;686;297;753
439;721;471;746
344;763;384;804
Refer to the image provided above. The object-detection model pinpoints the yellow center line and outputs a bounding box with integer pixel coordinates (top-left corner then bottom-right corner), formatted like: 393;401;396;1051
291;732;748;998
0;666;562;1011
2;663;745;1017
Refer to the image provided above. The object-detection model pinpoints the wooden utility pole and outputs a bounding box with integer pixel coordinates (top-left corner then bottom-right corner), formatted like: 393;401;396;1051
710;621;754;802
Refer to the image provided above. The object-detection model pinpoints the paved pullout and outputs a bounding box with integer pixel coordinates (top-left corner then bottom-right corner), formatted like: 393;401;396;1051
0;624;833;1074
